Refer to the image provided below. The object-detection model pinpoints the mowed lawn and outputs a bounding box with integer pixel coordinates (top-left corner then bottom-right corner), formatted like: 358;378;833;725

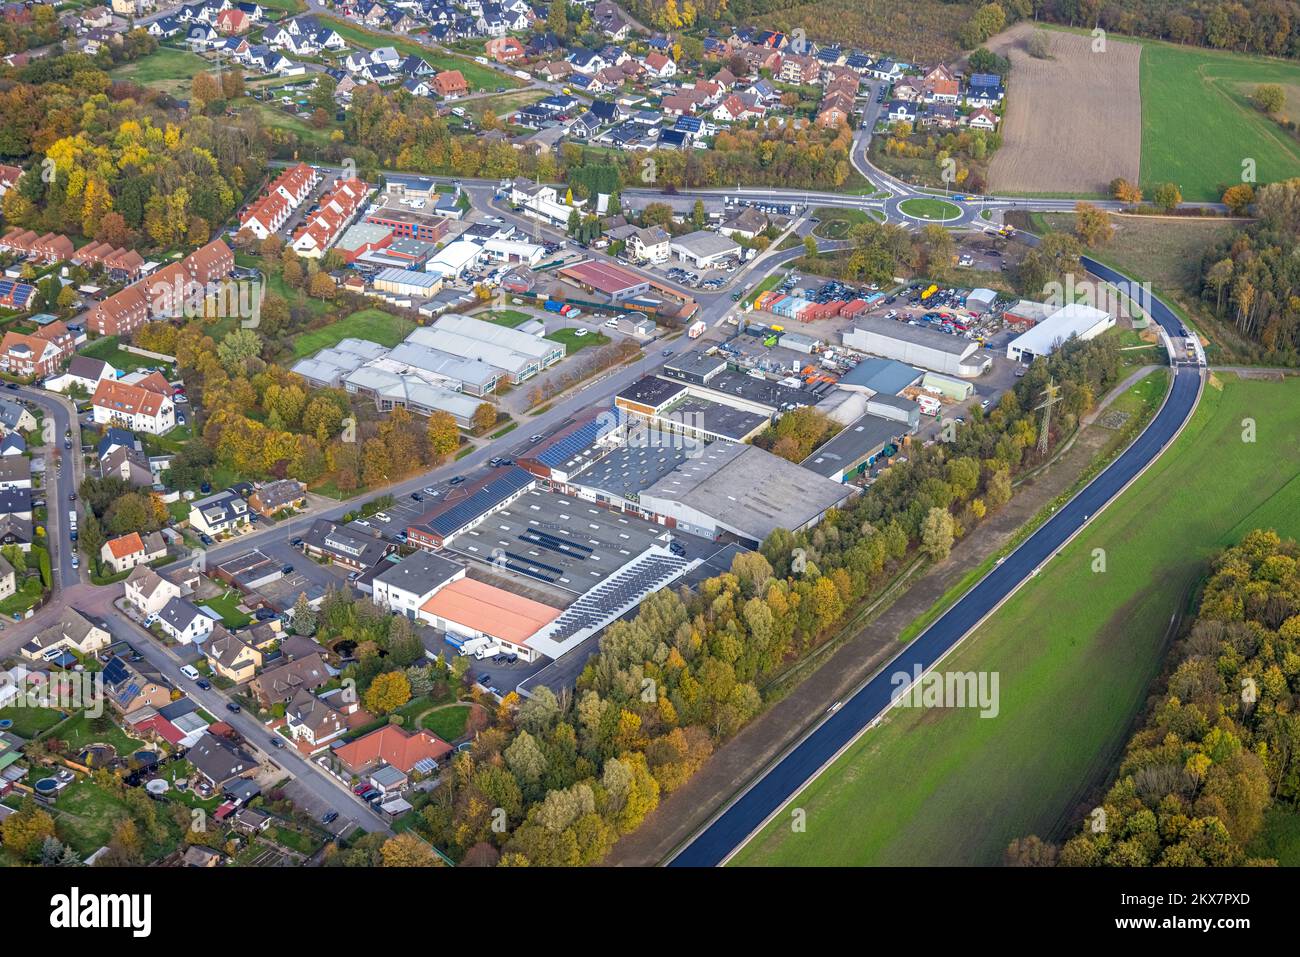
1140;41;1300;200
292;309;417;357
734;373;1300;866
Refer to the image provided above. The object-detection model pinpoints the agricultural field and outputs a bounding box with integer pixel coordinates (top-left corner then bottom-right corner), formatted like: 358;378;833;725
987;25;1142;196
291;308;417;357
1139;42;1300;201
734;372;1300;866
989;24;1300;199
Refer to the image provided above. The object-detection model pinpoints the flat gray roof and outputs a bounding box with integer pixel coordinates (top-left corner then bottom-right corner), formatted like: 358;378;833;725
659;393;768;440
850;316;975;356
572;442;691;500
801;414;903;478
641;443;852;540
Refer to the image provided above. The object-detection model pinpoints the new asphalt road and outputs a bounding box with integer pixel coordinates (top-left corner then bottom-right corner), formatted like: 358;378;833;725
668;270;1205;867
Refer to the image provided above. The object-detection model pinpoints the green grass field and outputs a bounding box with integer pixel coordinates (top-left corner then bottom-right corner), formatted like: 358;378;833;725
735;373;1300;866
291;308;416;357
480;309;532;328
898;197;961;221
1140;42;1300;201
109;47;211;97
422;704;471;742
545;328;610;355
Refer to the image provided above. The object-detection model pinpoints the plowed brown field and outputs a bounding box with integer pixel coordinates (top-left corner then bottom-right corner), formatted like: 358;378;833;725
986;24;1142;195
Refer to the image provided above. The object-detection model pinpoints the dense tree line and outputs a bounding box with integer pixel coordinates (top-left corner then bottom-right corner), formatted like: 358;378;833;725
0;35;265;250
1009;529;1300;866
1197;178;1300;363
401;333;1123;865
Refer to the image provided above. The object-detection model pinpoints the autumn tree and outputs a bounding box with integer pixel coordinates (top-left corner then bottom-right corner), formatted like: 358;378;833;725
1072;201;1113;247
365;670;412;714
920;507;956;561
472;402;497;434
381;832;439;866
1251;83;1285;114
426;410;459;460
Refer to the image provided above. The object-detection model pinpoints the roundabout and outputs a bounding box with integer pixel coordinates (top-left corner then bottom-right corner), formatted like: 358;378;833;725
896;197;964;222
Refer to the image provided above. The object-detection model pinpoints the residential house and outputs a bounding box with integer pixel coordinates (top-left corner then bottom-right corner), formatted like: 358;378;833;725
431;68;468;98
91;378;175;435
188;489;250;538
124;565;182;617
284;689;347;751
0;399;35;436
485;35;523;62
0;326;73;379
967;107;997;131
100;531;167;574
371;550;465;619
101;655;172;713
248;652;330;707
158;596;215;644
643;51;676;79
301;518;394;572
248;479;306;517
205;627;262;683
44;355;116;395
0;456;30;490
187;731;257;788
332;723;452;775
98;428;153;487
21;608;111;661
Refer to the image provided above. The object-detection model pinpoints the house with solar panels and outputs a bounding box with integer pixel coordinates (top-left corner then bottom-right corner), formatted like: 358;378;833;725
0;279;36;310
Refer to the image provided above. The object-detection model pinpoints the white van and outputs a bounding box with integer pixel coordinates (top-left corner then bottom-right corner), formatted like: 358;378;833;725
180;665;201;681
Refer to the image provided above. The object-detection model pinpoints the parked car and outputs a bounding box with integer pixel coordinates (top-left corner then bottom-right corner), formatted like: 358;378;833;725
281;564;294;575
448;476;466;486
226;702;241;713
268;737;285;750
196;679;211;690
321;810;339;825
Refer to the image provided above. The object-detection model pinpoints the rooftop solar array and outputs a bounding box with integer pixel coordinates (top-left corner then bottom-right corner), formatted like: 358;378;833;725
423;467;534;538
0;279;34;308
528;547;694;659
536;414;617;469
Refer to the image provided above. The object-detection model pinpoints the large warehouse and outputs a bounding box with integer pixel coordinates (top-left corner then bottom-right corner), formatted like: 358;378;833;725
638;442;854;546
434;314;564;369
1005;303;1114;362
669;230;740;269
843;317;990;378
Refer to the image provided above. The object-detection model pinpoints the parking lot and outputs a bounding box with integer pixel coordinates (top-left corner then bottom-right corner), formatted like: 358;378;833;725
447;487;670;595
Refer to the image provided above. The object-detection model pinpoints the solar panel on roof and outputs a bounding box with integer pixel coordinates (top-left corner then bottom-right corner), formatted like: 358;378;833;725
536;418;606;468
427;467;533;537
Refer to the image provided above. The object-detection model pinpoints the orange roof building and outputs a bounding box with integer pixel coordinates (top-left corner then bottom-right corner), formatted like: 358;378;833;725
332;724;452;775
419;578;560;660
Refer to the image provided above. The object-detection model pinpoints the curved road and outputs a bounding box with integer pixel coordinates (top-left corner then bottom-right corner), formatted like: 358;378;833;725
668;266;1205;866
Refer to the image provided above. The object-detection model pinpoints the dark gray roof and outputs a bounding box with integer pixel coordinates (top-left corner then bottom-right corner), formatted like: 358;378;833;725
373;549;464;594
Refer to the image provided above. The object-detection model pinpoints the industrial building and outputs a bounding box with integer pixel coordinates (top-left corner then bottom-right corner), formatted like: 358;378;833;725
1005;303;1114;362
290;338;388;388
373;267;442;298
434;314;564;369
425;239;482;279
801;413;908;483
638;442;854;546
406;466;536;549
406;324;540;384
558;260;652;302
836;356;923;395
921;371;975;401
344;366;483;426
669;229;741;268
843;317;990;378
966;288;998;314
